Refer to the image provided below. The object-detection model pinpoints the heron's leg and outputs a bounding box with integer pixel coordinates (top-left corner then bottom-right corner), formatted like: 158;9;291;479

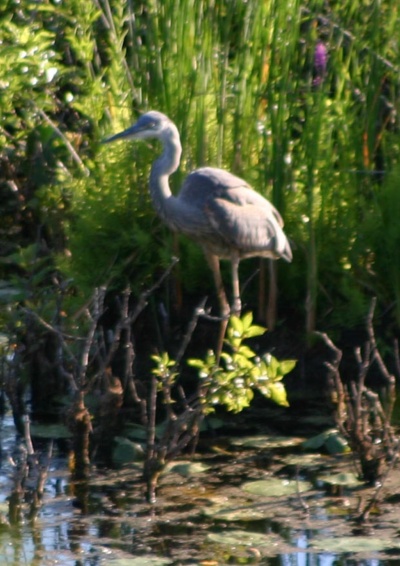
231;254;241;316
266;258;277;331
204;251;229;362
205;251;230;318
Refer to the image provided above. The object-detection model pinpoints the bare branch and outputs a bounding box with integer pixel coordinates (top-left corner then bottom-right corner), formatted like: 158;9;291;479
174;297;208;366
77;287;106;389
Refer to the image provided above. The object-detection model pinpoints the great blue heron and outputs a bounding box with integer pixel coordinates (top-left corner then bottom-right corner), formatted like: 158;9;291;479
104;111;292;317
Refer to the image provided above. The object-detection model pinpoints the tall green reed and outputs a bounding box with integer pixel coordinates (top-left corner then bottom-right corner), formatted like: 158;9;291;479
53;0;400;328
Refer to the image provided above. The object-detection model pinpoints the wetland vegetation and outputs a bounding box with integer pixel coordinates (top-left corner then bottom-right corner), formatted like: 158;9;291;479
1;0;400;563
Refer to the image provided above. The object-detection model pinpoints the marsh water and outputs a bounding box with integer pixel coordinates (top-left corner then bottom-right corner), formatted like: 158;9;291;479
1;406;400;566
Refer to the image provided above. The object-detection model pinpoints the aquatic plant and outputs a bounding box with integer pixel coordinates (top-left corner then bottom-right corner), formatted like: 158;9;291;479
317;299;399;502
188;312;294;412
146;312;294;501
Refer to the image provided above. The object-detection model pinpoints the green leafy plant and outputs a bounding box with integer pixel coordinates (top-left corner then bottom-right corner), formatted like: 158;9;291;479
2;0;400;445
188;313;295;413
146;312;295;501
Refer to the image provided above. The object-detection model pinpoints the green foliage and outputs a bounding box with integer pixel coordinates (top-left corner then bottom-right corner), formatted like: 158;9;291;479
151;314;294;417
363;165;400;324
2;0;400;342
0;16;62;121
151;352;179;390
188;313;295;413
59;146;172;294
0;243;58;314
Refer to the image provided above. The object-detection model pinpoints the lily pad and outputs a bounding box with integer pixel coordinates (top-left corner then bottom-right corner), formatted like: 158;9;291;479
318;472;363;488
164;461;210;477
324;433;350;454
123;422;166;441
310;536;400;553
30;423;71;439
302;429;349;454
112;437;145;467
199;417;225;431
230;435;304;449
280;453;325;467
109;557;173;565
242;478;312;497
123;424;148;441
207;528;280;548
204;503;269;522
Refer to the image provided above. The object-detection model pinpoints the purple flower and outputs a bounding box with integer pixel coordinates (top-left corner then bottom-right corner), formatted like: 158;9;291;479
313;41;328;86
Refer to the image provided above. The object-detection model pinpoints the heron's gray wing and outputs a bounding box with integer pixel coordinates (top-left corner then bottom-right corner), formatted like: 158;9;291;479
179;167;252;207
178;166;290;258
180;167;284;226
204;192;288;257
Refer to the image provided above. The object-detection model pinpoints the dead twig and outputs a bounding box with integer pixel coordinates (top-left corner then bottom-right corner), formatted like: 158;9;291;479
356;439;400;522
315;299;399;487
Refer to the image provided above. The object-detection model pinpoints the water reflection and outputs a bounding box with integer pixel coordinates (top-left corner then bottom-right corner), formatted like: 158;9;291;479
0;414;396;565
280;530;382;566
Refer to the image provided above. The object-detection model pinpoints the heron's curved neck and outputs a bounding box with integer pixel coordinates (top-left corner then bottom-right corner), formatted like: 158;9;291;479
149;129;182;220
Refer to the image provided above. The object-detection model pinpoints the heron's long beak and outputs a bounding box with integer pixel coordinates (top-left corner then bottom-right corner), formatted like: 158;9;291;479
102;124;140;144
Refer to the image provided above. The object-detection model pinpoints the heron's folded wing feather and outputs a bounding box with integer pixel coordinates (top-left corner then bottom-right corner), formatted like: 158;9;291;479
204;196;284;256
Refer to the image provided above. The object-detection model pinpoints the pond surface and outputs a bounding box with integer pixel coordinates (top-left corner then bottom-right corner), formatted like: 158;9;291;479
0;412;400;565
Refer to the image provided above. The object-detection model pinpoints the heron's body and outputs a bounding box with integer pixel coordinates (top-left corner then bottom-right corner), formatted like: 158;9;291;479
177;166;290;261
104;111;292;316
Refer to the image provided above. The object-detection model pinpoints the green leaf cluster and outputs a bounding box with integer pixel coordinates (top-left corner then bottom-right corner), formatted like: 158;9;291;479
188;313;295;413
150;313;294;416
151;352;179;390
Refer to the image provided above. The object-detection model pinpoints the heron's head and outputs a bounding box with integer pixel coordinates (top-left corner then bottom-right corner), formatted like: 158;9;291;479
103;111;176;144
